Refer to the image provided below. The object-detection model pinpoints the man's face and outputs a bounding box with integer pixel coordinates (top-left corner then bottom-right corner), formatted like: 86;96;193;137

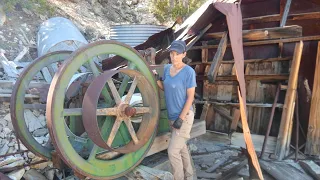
170;51;186;65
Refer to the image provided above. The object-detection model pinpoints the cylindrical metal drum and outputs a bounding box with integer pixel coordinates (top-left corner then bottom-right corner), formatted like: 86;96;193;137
37;17;88;57
109;24;166;47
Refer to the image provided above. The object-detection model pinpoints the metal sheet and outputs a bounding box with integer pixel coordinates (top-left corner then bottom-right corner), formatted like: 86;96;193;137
215;2;264;179
37;17;88;57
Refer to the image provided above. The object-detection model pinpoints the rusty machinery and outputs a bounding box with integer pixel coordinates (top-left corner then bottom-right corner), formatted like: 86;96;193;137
9;40;173;179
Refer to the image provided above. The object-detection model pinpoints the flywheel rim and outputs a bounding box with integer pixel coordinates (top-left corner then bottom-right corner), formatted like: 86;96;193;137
10;51;72;159
46;40;159;179
82;69;158;154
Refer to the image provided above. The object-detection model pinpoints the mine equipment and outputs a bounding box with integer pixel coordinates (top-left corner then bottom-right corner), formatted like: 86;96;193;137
10;40;175;179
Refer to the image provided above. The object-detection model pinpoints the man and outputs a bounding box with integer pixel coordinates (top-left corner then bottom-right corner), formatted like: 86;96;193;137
154;40;196;180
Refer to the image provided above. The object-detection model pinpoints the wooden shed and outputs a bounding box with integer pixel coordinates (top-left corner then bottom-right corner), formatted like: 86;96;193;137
102;0;320;162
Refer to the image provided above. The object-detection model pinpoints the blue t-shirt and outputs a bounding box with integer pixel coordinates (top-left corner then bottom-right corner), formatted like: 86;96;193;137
162;64;197;120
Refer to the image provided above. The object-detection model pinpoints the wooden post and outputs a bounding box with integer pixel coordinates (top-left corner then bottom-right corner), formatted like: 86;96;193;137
230;109;241;133
201;41;208;63
275;41;303;160
207;32;228;83
280;0;292;27
305;41;320;155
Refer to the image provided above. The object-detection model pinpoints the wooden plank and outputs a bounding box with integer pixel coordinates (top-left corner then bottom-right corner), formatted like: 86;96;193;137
243;12;320;24
299;161;320;180
216;74;289;81
200;103;210;121
280;0;292;27
126;165;173;180
205;26;302;41
208;32;228;83
230;109;241;132
201;41;208;63
213;106;242;129
216;159;248;180
186;24;212;50
189;57;292;65
190;35;320;50
231;132;276;153
194;101;284;108
0;80;49;89
216;85;233;101
276;41;303;160
146;120;206;157
306;41;320;155
0;53;19;78
13;46;28;62
260;160;313;180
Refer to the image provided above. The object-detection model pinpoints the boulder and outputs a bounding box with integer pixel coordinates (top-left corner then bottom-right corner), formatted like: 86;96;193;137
7;168;25;180
0;156;23;167
33;128;48;137
3;113;13;130
0;144;9;156
0;159;25;169
23;169;48;180
24;110;45;132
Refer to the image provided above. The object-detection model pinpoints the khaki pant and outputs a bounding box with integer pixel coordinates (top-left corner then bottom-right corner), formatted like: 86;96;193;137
168;110;194;180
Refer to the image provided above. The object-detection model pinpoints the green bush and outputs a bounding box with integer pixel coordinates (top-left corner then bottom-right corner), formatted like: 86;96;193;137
152;0;206;23
1;0;55;15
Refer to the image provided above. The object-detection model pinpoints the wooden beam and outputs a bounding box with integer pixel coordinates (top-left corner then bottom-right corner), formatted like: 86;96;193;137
299;161;320;180
126;165;173;180
189;57;292;65
201;41;208;63
280;0;292;27
207;32;228;83
230;109;241;132
0;80;49;89
186;23;212;50
215;74;289;81
275;41;303;160
243;12;320;24
213;106;242;129
307;0;320;5
205;26;302;41
305;41;320;155
216;159;248;180
190;35;320;50
260;160;313;180
195;101;284;108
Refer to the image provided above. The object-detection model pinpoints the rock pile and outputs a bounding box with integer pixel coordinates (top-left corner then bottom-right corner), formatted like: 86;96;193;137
0;103;61;180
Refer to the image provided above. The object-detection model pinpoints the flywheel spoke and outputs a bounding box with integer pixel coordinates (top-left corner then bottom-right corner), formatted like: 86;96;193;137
135;107;151;114
124;76;138;104
107;119;122;147
118;62;136;96
88;59;113;105
124;120;139;144
106;79;122;105
63;108;118;116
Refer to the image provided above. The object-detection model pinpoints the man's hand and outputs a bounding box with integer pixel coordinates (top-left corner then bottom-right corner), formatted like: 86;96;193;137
172;118;183;129
152;70;162;81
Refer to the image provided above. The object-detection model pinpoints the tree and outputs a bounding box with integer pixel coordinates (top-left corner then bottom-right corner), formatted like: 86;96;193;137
152;0;205;24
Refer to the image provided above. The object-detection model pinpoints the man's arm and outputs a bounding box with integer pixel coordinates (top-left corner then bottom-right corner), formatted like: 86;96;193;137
179;87;195;120
157;80;164;91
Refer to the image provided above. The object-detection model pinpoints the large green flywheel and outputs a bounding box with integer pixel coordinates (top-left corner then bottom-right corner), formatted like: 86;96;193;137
46;40;160;179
